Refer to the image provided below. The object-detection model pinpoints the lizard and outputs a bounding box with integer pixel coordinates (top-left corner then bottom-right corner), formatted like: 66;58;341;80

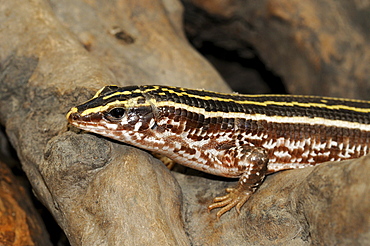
67;85;370;219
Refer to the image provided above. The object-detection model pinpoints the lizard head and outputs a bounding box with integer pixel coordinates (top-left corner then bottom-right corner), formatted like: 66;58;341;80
67;85;157;143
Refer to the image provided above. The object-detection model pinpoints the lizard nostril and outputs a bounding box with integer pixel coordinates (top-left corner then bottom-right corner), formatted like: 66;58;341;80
67;112;81;124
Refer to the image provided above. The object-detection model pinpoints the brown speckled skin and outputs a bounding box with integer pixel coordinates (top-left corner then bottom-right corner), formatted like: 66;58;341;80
68;85;370;218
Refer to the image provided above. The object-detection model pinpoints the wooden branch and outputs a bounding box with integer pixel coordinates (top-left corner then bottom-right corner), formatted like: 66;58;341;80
183;0;370;99
0;0;369;245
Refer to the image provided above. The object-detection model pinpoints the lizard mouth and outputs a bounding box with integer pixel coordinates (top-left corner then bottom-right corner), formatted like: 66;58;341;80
67;108;128;140
67;108;105;129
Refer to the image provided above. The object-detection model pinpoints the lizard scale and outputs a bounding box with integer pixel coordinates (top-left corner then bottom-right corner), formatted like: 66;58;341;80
67;85;370;219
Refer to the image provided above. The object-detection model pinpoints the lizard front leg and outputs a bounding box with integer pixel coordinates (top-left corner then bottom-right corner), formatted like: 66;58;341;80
208;146;269;219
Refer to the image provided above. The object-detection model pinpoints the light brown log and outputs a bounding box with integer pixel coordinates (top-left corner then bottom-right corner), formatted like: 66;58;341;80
0;0;369;245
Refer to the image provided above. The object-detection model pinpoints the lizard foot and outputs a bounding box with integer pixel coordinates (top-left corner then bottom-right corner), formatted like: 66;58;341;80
208;187;252;220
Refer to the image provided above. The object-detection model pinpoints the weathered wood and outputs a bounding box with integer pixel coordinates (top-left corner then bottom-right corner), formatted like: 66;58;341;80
183;0;370;99
0;160;52;246
0;0;369;245
177;156;370;245
0;0;224;245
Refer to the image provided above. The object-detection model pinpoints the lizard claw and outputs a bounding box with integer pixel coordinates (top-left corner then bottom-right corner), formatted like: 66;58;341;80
208;187;252;219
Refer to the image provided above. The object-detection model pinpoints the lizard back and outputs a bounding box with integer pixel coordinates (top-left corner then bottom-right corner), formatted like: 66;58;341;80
67;85;370;177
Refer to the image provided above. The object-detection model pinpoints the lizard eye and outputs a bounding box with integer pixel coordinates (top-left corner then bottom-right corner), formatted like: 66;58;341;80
106;107;125;120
